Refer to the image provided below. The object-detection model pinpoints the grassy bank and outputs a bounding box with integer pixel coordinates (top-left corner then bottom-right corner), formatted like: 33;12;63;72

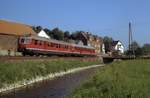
69;59;150;98
0;59;100;88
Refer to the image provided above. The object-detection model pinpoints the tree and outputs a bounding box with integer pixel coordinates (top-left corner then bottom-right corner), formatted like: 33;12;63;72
130;41;140;51
103;36;114;53
135;47;143;56
43;28;54;39
64;31;70;41
103;36;114;44
43;28;50;34
142;44;150;55
126;41;142;57
32;26;43;33
70;31;82;40
64;31;70;38
51;28;64;40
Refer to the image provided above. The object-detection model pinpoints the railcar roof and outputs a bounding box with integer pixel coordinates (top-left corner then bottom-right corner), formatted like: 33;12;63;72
21;36;95;49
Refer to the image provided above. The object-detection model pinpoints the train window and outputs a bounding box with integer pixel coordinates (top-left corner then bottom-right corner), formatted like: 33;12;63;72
56;44;59;48
20;37;31;44
21;38;24;43
66;45;68;49
54;44;57;47
48;43;50;46
48;43;51;47
25;38;31;44
51;43;54;47
59;44;61;48
60;44;63;48
39;41;42;45
63;45;65;48
34;40;38;45
64;45;66;48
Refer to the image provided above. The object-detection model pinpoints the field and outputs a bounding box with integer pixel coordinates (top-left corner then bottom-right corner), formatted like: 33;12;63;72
0;59;101;88
69;59;150;98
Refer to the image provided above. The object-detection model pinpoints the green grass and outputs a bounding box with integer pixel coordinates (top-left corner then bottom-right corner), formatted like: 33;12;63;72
69;59;150;98
0;59;100;88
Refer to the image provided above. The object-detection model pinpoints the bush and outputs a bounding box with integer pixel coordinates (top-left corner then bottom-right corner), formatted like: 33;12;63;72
0;59;100;88
69;59;150;98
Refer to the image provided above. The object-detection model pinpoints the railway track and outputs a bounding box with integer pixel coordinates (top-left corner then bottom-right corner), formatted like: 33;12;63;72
0;56;100;61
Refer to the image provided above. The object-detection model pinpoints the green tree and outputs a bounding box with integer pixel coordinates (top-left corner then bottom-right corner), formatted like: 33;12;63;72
64;31;70;41
127;41;142;57
43;28;50;34
43;28;54;39
103;36;113;44
51;28;64;40
142;44;150;55
32;26;43;33
64;31;70;38
130;41;140;51
103;36;114;53
70;31;83;40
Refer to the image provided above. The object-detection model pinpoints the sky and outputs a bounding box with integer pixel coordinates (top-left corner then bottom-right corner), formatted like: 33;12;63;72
0;0;150;48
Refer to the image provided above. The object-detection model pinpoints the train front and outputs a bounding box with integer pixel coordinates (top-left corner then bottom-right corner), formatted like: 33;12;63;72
18;37;32;54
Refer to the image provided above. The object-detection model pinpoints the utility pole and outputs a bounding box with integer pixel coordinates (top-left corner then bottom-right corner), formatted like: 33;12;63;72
129;22;131;52
128;22;135;58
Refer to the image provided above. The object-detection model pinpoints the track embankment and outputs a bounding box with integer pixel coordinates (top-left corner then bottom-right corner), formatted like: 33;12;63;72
0;56;100;61
0;64;104;95
0;58;102;94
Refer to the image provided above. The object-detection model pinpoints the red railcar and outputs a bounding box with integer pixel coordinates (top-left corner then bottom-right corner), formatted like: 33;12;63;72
18;36;96;56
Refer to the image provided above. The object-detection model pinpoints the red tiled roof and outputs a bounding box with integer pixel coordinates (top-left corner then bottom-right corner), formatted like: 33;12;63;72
0;20;36;36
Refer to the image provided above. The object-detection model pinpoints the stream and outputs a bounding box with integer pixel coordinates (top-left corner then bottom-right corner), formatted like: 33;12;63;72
0;65;102;98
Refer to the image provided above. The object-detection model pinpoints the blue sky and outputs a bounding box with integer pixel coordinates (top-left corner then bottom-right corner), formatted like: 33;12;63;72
0;0;149;48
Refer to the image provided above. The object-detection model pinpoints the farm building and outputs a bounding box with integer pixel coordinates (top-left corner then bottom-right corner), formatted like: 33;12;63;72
0;20;36;56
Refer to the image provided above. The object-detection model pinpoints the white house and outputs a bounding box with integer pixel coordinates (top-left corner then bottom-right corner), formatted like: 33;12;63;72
111;40;124;54
38;30;50;39
102;44;105;54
